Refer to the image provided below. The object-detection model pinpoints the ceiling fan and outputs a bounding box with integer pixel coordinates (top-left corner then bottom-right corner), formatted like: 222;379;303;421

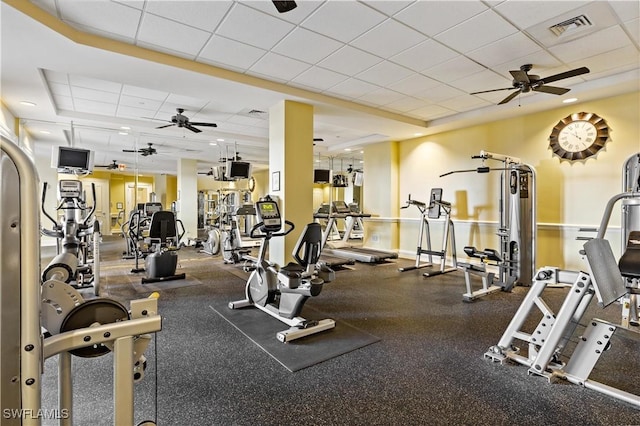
198;168;215;176
154;108;217;133
470;64;590;105
122;142;157;156
95;160;123;170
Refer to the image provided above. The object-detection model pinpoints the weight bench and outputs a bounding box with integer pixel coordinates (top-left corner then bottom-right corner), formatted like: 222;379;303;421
618;231;640;327
485;237;639;409
458;246;508;302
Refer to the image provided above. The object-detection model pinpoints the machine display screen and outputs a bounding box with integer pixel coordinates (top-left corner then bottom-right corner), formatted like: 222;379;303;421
258;202;277;217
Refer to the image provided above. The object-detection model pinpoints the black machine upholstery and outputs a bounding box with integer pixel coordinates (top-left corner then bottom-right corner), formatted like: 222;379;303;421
147;211;178;247
293;222;323;268
619;231;640;279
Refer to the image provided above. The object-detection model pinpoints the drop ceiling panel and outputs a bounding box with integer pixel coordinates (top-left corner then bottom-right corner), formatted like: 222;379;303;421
548;26;633;63
248;52;311;82
198;35;266;71
291;67;349;91
121;85;168;102
118;95;162;111
609;1;640;21
388;73;441;96
68;75;122;93
117;105;159;120
571;45;640;77
71;86;120;104
406;104;454;120
216;3;295;50
364;1;414;16
301;1;386;43
137;13;212;57
466;32;542;68
272;27;344;64
242;0;323;24
56;1;142;39
389;39;458;72
450;69;511;93
48;82;72;97
382;96;429;114
73;99;117;116
494;1;592;30
439;94;492;112
350;18;424;59
144;1;233;32
325;78;379;99
318;45;382;76
625;18;640;45
356;88;406;106
355;61;413;87
394;1;488;37
494;50;563;73
435;10;518;53
415;84;466;104
422;56;486;83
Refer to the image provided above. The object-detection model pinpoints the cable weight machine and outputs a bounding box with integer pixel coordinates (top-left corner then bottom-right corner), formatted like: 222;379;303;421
441;150;536;301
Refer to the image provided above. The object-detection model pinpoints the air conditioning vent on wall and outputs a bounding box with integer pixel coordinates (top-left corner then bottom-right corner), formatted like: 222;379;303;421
549;14;593;37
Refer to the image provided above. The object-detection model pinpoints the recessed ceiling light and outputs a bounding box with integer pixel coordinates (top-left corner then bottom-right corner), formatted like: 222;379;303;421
563;98;578;104
315;160;320;163
344;148;351;151
118;132;128;135
120;126;130;130
359;160;364;164
209;142;217;146
216;138;224;142
414;133;423;137
360;151;364;154
39;130;50;134
20;101;36;107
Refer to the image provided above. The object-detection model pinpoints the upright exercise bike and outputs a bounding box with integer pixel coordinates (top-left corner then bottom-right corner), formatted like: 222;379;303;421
229;197;336;342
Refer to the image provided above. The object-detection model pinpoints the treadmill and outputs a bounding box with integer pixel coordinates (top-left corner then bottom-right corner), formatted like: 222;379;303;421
322;201;398;263
314;204;356;269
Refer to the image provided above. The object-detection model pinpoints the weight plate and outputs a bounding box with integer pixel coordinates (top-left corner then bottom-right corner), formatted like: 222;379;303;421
60;298;130;358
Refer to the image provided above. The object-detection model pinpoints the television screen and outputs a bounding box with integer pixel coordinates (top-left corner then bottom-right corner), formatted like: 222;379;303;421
313;169;332;184
225;161;252;180
52;146;94;172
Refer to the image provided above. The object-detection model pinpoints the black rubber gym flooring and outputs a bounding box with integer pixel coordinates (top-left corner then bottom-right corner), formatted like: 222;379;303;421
40;235;639;425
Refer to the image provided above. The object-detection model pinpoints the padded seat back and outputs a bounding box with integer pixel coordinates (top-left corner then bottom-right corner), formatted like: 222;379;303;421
619;231;640;278
148;211;178;245
292;223;322;268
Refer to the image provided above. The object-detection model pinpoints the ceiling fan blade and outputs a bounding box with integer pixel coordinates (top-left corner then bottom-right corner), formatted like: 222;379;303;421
470;87;517;95
156;124;175;129
122;149;138;153
184;123;202;133
190;122;217;128
533;85;570;95
540;66;589;84
498;89;522;105
509;69;530;83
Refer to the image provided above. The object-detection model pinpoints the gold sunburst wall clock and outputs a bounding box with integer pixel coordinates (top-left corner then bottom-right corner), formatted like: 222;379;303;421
549;112;610;161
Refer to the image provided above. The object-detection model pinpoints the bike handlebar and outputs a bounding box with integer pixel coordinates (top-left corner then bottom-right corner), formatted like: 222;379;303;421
250;220;295;239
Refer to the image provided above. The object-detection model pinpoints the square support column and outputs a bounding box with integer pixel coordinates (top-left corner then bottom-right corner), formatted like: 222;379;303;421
268;100;314;265
177;158;197;243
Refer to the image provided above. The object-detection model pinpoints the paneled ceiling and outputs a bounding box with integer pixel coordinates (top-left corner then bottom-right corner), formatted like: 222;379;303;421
1;0;638;175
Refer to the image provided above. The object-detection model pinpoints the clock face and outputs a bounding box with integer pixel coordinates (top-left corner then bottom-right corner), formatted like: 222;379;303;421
557;120;597;153
549;112;609;161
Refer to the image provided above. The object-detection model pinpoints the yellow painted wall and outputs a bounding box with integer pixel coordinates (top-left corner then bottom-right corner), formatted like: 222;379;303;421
398;91;640;270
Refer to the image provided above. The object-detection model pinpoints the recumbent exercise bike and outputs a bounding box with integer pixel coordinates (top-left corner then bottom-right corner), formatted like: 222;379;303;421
229;197;335;342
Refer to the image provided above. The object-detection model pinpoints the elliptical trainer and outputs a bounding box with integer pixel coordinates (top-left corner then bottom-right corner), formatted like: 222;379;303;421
228;197;335;342
41;179;102;295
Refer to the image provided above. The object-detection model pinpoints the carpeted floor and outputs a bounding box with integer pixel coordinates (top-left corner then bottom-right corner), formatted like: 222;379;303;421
39;235;639;425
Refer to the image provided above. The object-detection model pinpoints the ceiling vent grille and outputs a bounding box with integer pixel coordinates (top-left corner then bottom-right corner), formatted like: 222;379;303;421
549;15;593;37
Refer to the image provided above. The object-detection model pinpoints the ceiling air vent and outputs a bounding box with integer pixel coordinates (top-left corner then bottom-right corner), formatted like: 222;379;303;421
549;15;593;37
